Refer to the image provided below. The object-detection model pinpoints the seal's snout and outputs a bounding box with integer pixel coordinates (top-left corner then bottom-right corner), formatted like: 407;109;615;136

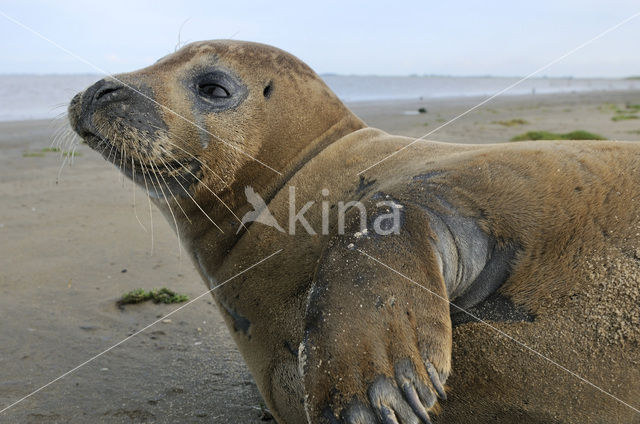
89;79;129;107
68;78;127;139
68;76;168;149
77;78;131;127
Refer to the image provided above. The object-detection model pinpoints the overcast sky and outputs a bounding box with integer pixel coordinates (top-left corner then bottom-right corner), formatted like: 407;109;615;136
1;0;639;77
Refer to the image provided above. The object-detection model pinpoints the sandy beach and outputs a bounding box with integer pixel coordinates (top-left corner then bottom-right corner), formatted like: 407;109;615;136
1;89;640;423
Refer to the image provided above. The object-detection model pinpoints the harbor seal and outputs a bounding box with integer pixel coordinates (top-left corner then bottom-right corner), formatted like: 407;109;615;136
68;40;640;423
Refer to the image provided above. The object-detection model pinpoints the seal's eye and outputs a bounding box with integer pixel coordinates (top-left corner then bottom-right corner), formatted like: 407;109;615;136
191;70;247;110
198;83;230;99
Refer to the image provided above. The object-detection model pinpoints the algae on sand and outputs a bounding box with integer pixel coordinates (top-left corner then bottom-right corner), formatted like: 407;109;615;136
610;103;639;121
492;118;529;127
117;287;189;306
23;147;64;157
510;130;606;142
612;114;639;122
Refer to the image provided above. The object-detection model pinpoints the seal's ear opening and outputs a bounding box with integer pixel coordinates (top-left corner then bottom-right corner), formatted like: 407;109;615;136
263;82;273;99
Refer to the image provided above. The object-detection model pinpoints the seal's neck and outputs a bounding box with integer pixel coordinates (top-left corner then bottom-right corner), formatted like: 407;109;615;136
256;111;367;207
171;107;366;275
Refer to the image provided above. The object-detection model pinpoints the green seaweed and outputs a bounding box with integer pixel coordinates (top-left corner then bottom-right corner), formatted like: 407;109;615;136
510;130;606;142
492;119;529;127
608;104;640;121
117;288;189;306
23;147;66;157
598;103;618;113
612;114;639;122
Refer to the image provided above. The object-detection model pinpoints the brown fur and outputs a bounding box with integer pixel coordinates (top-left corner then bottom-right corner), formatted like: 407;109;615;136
69;41;640;423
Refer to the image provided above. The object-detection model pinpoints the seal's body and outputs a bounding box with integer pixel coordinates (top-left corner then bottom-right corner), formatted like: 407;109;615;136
69;41;640;423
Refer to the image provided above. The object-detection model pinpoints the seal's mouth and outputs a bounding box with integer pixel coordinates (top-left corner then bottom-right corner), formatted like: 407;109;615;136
86;133;177;172
80;130;203;198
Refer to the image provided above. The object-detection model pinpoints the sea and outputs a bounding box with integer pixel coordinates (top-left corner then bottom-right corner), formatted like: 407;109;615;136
0;74;638;122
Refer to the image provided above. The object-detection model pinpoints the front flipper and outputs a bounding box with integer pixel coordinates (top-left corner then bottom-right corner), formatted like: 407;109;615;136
300;234;452;423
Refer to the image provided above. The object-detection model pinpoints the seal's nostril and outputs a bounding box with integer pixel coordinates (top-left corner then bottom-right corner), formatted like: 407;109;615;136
88;79;128;106
95;86;120;102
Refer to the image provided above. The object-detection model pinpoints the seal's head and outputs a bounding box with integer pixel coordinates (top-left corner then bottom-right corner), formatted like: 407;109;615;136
68;40;363;220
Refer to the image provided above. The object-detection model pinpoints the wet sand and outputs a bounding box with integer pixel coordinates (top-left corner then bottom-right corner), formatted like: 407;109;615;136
1;90;639;423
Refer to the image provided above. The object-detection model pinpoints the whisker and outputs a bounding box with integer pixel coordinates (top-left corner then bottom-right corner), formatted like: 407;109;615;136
130;155;148;232
148;155;192;225
62;121;80;153
121;146;127;186
144;124;245;231
115;135;147;232
154;151;223;233
118;141;126;186
49;102;70;111
46;110;69;134
49;122;69;149
55;126;71;150
56;151;69;184
166;139;230;188
105;141;116;164
139;158;155;254
97;141;110;158
157;145;239;232
146;123;230;189
143;153;183;259
100;125;157;248
52;127;80;181
70;143;77;167
67;137;77;157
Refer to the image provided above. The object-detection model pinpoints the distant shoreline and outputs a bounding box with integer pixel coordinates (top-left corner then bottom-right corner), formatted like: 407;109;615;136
343;88;640;106
1;74;639;122
1;89;639;130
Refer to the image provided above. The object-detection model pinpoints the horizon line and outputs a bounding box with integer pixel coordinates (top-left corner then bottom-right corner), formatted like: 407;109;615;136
0;71;638;80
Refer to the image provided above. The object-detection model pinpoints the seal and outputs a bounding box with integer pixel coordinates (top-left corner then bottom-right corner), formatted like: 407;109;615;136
68;40;640;423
